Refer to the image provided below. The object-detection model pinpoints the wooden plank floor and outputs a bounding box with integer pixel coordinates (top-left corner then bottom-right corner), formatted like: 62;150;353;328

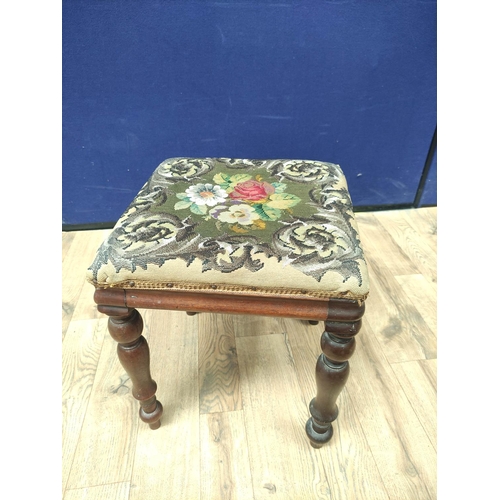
62;207;437;500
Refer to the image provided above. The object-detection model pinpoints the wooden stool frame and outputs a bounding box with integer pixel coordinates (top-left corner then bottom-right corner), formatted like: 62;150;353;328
95;287;365;448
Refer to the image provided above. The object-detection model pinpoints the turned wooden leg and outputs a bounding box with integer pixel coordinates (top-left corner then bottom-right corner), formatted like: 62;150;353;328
306;311;363;448
99;305;163;430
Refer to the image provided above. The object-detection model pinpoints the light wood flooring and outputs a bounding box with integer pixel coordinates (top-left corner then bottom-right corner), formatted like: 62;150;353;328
62;207;437;500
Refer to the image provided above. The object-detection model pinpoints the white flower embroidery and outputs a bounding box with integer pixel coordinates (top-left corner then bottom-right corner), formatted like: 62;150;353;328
186;183;228;207
213;204;260;225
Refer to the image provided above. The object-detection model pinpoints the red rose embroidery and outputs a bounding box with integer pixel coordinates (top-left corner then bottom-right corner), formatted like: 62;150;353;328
229;180;275;201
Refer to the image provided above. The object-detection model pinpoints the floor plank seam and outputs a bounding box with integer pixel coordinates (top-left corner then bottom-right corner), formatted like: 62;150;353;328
388;358;437;365
65;480;132;492
62;320;109;494
344;390;392;500
240;405;257;500
389;363;437;455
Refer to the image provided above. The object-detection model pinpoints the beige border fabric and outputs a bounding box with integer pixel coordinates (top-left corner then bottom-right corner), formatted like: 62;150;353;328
87;158;369;299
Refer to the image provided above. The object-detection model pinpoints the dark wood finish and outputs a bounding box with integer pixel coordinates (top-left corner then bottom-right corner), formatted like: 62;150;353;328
95;287;365;446
103;306;163;430
305;305;364;448
94;288;362;322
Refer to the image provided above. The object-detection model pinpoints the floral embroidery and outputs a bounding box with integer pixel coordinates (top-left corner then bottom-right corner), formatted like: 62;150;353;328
229;179;275;202
88;158;367;288
211;204;260;225
173;172;301;232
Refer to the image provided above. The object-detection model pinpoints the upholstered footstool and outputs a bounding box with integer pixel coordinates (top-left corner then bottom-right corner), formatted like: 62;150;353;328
87;157;369;448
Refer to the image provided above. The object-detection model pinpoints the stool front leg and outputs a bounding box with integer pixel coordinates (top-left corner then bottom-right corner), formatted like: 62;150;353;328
100;305;163;430
306;317;362;448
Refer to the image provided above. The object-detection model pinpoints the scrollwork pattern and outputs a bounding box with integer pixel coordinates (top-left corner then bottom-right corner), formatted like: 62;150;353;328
88;158;366;286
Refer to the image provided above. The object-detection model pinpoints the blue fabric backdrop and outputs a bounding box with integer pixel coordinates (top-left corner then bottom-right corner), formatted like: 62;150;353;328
63;0;436;226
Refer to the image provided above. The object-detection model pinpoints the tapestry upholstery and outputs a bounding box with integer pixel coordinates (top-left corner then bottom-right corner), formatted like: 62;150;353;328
87;158;369;300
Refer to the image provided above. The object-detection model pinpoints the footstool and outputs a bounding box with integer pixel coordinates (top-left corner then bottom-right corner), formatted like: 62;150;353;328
87;157;369;448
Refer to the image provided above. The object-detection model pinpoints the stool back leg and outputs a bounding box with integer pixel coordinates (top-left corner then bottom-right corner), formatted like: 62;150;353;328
102;306;163;430
306;309;363;448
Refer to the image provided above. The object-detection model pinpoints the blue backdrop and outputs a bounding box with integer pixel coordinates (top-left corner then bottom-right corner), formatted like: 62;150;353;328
63;0;436;226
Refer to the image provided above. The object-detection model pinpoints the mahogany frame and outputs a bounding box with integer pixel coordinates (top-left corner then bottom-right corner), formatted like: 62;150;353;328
95;287;365;448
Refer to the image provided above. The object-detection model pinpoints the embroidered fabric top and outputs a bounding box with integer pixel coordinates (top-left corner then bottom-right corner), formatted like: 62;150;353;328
87;158;369;300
